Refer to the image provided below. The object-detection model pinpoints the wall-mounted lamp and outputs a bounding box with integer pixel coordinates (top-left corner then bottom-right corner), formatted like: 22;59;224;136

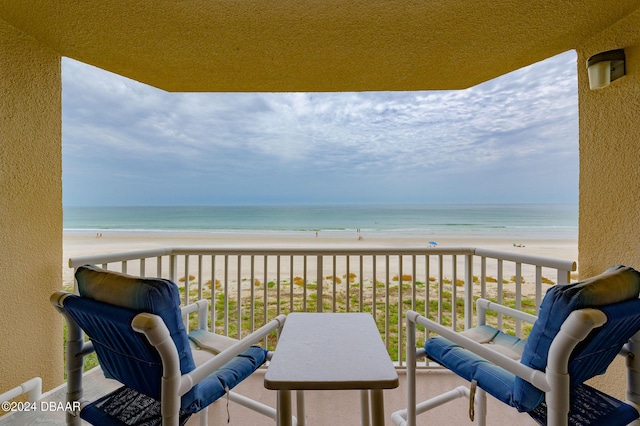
587;49;626;90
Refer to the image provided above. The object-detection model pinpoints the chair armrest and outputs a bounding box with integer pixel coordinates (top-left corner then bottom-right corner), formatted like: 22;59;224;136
179;314;287;395
181;299;209;330
476;298;538;325
407;307;609;394
406;310;551;393
181;299;208;316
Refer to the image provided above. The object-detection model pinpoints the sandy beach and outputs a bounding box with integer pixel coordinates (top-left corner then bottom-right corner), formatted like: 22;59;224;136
63;231;578;292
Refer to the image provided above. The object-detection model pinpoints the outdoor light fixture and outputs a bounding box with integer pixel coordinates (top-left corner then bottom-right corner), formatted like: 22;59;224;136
587;49;626;90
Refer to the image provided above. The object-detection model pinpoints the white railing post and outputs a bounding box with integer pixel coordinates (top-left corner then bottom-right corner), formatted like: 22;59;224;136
237;255;242;339
317;256;323;312
497;258;504;329
360;255;365;312
184;254;190;307
372;255;377;322
451;255;457;332
464;254;474;330
211;255;216;333
156;255;163;277
437;255;443;325
535;265;543;313
169;254;177;284
515;262;522;337
557;268;571;285
197;255;203;301
224;255;229;336
276;255;282;316
303;255;308;312
398;255;404;365
411;255;417;312
140;258;146;277
385;255;391;349
346;255;351;313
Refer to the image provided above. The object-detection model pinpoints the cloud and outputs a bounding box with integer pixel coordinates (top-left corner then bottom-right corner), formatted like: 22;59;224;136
62;51;578;206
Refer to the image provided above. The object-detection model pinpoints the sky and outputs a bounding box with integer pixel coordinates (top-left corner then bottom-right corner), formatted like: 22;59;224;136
62;51;579;207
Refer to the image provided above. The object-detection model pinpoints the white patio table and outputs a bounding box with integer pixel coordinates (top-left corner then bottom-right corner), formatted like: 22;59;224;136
264;312;399;426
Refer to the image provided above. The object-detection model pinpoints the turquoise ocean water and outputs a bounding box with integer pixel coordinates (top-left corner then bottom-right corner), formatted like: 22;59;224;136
63;204;578;240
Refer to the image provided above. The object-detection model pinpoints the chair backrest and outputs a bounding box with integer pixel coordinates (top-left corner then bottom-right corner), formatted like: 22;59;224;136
62;265;197;406
513;265;640;412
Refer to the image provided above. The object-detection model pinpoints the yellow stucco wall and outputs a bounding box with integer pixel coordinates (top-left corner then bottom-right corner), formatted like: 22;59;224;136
0;19;63;394
577;8;640;398
578;10;640;278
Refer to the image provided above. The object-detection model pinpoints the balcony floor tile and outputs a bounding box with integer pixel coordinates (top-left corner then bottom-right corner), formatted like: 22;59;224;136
1;367;536;425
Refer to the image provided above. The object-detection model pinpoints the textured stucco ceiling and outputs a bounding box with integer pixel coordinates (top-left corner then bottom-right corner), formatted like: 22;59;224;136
1;1;640;92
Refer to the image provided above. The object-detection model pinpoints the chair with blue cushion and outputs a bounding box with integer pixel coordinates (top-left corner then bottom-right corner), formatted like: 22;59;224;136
392;265;640;426
51;264;288;426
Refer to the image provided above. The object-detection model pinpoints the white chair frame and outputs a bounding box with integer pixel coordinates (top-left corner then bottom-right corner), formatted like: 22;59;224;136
52;291;291;426
392;298;640;426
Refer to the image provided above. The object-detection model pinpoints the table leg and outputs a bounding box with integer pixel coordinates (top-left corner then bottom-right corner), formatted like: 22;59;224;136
277;390;292;426
360;389;370;426
296;390;306;426
370;389;385;426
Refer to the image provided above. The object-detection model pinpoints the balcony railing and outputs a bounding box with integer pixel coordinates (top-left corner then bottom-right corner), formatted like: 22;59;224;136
68;246;576;365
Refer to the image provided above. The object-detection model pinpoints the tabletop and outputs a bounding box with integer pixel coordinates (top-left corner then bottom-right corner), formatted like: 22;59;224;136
264;312;399;390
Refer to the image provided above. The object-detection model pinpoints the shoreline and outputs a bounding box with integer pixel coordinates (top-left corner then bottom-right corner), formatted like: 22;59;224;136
63;229;578;255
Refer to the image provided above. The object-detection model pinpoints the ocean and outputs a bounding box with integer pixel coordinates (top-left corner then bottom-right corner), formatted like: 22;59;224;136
63;204;578;240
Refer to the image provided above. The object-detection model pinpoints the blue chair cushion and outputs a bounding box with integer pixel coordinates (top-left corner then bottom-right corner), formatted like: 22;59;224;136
187;345;268;413
425;265;640;414
75;264;182;313
73;265;196;399
64;296;167;398
80;346;268;423
460;325;527;359
569;298;640;384
424;326;526;407
514;265;640;411
75;264;195;377
70;265;269;415
425;298;640;415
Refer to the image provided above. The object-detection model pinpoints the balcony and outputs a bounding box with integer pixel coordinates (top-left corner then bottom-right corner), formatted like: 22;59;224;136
1;246;575;425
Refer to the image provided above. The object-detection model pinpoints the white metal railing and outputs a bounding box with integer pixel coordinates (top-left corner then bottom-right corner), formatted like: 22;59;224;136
68;246;576;365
